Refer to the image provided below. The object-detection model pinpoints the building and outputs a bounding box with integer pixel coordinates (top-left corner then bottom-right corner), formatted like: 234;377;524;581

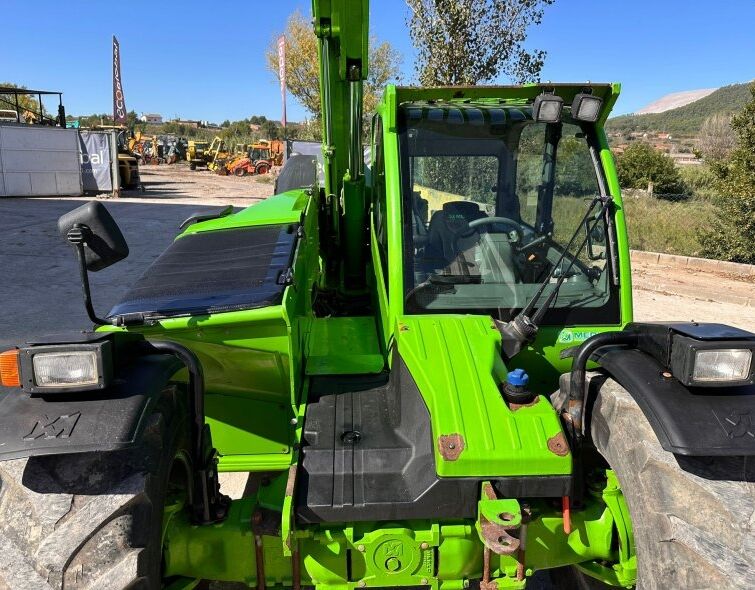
140;113;163;124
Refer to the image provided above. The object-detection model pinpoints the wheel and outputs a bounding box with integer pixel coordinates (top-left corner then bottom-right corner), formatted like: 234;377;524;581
189;162;197;170
234;167;246;177
0;386;190;590
255;163;269;175
555;377;755;590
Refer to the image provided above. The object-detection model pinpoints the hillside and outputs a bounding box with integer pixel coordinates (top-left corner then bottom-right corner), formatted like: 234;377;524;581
636;88;716;114
606;82;751;137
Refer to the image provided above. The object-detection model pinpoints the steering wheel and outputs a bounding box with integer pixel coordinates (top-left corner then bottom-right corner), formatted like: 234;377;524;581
464;216;523;242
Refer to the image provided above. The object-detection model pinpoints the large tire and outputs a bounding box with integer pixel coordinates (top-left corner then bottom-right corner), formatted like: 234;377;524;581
586;377;755;590
0;386;189;590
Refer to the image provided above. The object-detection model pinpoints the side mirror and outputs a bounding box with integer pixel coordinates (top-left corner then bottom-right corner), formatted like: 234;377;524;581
585;219;606;261
58;202;129;271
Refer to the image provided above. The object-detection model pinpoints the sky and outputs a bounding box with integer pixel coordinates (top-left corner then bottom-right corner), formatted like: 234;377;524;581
1;0;753;123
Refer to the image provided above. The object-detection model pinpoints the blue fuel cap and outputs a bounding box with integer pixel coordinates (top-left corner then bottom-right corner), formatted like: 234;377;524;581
507;368;529;387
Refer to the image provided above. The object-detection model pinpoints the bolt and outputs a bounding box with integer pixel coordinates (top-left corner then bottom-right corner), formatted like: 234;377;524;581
358;544;366;552
290;417;298;425
464;580;470;588
421;578;428;585
358;581;366;588
420;542;429;550
448;443;456;449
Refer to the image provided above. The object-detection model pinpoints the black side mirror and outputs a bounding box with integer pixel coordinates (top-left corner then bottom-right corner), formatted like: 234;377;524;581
58;202;128;325
58;201;128;271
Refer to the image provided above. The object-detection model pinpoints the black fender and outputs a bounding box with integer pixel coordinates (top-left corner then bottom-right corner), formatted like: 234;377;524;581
0;354;182;461
592;345;755;457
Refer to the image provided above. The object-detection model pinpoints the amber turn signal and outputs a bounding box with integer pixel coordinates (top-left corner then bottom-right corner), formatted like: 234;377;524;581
0;349;21;387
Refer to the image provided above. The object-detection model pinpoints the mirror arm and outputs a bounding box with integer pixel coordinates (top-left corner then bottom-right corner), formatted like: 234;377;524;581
67;224;112;326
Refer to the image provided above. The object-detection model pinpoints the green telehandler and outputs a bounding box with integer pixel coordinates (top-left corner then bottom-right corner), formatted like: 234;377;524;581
1;2;754;589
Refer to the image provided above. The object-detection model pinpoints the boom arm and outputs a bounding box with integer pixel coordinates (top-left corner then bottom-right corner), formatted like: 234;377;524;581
312;0;369;290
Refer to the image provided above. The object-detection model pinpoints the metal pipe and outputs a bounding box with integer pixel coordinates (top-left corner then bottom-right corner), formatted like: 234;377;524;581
568;331;638;435
321;37;333;153
348;77;363;179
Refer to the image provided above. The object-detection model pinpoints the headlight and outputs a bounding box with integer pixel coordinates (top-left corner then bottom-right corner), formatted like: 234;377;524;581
571;93;603;122
692;349;752;383
32;351;99;387
19;341;112;394
533;93;564;123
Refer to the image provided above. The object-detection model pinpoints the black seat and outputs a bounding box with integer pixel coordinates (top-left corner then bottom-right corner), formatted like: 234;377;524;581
427;201;487;262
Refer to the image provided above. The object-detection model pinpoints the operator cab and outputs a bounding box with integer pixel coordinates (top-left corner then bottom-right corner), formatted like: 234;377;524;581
396;103;620;325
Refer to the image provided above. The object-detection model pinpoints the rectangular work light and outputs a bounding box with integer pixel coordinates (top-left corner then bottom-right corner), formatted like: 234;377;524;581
571;93;603;123
18;341;113;394
670;335;755;387
533;93;564;123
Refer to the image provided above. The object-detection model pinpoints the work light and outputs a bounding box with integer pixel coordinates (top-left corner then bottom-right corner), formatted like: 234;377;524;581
669;336;755;387
570;93;603;122
532;93;563;123
19;342;112;394
691;349;752;383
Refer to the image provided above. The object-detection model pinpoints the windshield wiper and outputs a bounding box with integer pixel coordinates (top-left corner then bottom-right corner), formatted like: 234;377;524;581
405;273;481;305
496;195;613;360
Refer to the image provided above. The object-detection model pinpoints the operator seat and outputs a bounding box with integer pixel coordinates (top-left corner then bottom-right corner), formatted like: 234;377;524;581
426;201;487;263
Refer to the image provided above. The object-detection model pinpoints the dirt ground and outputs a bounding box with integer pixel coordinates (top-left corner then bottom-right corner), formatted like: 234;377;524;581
137;164;755;332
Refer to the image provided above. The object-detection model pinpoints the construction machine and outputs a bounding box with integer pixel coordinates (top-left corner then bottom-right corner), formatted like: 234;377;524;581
1;2;754;589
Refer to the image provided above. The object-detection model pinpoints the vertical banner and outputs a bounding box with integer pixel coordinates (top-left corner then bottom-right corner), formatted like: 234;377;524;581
112;36;127;125
278;35;287;128
79;131;113;193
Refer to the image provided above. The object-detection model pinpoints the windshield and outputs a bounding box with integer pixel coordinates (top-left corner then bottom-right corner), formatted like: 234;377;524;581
399;103;619;325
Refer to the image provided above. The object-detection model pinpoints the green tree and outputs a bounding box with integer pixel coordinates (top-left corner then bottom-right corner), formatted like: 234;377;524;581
700;83;755;263
0;82;46;120
265;10;402;133
405;0;554;86
615;143;684;196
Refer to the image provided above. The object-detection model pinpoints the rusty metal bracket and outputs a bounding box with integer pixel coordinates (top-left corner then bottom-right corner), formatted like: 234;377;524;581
438;433;465;461
547;432;570;456
475;482;522;556
251;507;280;590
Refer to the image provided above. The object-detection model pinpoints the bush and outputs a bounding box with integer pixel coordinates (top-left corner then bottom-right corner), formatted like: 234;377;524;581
616;143;684;196
700;83;755;264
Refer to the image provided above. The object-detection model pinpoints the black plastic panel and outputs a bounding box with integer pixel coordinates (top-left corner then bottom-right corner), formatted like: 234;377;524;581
296;354;570;523
108;224;298;319
595;347;755;456
0;355;182;461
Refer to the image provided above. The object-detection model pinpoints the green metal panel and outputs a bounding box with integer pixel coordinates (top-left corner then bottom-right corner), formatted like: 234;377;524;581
396;315;571;477
306;316;385;375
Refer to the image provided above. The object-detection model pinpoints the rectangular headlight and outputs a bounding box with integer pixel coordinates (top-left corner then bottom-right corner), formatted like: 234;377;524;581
33;351;99;387
571;93;603;122
533;94;563;123
693;349;752;383
19;341;112;394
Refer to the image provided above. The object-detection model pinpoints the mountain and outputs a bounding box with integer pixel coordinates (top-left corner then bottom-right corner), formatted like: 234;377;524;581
606;82;752;137
635;88;717;114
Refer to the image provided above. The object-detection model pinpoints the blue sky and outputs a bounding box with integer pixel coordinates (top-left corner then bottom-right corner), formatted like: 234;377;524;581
1;0;753;123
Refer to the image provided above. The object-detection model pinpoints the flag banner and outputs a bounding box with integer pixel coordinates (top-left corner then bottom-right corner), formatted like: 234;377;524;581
112;36;127;125
278;35;287;128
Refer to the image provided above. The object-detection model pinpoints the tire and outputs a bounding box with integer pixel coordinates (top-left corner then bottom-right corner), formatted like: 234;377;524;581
234;167;246;177
255;163;269;175
575;377;755;590
0;386;189;590
189;162;197;170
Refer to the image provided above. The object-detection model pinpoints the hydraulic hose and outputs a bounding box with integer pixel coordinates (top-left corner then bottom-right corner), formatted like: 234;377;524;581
568;331;638;436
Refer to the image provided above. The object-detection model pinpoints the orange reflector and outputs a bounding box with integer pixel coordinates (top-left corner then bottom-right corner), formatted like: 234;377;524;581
0;349;21;387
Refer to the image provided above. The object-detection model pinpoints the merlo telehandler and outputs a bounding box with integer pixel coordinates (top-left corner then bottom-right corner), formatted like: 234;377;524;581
1;1;753;589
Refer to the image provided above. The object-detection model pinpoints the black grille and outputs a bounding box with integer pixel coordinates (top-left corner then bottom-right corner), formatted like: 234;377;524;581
109;224;298;318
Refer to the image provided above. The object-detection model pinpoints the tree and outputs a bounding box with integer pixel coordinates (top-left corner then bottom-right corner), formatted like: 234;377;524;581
265;10;402;131
696;113;736;162
405;0;554;86
0;82;45;120
700;83;755;263
615;143;684;196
